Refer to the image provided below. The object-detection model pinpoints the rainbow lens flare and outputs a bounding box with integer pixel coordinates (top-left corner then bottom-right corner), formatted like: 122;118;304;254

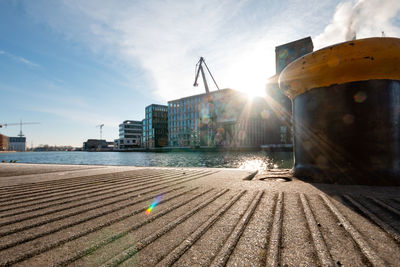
145;195;163;215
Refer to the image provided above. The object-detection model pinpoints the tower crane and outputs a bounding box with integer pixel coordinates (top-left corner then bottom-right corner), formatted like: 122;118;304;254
0;121;40;137
96;124;104;140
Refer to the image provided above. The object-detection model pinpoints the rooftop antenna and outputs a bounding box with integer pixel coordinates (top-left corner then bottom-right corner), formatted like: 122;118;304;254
96;124;104;140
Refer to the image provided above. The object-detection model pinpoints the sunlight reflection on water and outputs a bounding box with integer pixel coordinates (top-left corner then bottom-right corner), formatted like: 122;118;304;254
238;158;279;174
0;151;293;170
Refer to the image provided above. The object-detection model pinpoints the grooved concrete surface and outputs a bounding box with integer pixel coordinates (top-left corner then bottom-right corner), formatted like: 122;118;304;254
0;163;399;266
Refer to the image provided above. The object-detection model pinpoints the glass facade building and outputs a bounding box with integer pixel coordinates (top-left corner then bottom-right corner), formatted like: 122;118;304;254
264;36;314;144
168;88;281;148
142;104;168;148
8;137;26;151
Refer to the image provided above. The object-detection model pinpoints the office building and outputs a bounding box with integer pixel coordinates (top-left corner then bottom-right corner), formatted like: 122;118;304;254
266;36;314;144
232;96;281;147
168;88;278;148
8;137;26;151
168;89;239;147
143;104;168;148
275;36;314;73
115;120;143;150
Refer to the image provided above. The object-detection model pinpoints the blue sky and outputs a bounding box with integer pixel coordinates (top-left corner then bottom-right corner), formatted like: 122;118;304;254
0;0;399;147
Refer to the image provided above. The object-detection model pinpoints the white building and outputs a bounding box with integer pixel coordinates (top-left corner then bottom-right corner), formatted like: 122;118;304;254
115;120;143;150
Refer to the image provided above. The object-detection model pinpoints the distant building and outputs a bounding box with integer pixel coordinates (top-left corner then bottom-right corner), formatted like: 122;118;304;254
266;36;314;144
275;36;313;73
168;88;278;148
143;104;168;148
8;137;26;151
232;97;282;147
115;120;143;150
0;134;9;151
83;139;114;151
168;89;241;147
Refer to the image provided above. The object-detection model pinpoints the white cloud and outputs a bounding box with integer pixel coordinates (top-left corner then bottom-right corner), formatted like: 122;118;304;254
21;0;392;101
314;0;400;49
30;105;121;128
21;0;294;100
0;50;40;68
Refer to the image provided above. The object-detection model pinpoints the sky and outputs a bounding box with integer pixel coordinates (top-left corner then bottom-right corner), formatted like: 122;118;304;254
0;0;399;147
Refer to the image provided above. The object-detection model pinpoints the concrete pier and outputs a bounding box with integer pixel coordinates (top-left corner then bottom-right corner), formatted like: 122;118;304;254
0;163;398;266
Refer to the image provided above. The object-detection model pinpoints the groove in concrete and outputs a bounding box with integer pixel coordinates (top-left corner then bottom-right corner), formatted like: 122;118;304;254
0;170;145;192
344;195;400;243
210;190;263;267
321;194;387;266
0;187;200;266
0;182;184;227
0;170;214;214
0;170;176;199
266;192;283;267
56;188;217;266
0;170;209;208
101;189;238;267
0;171;198;223
369;197;400;218
0;170;182;202
0;185;187;236
0;186;197;251
155;190;246;267
300;193;334;267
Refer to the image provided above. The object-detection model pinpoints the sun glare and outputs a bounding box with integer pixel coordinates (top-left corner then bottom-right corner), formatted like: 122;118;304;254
245;88;264;98
224;42;275;99
236;78;268;99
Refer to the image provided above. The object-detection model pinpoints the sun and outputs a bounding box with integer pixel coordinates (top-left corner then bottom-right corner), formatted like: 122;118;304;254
224;47;275;99
244;87;265;99
235;79;267;99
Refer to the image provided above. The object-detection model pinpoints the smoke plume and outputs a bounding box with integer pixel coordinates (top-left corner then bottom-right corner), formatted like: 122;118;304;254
315;0;400;49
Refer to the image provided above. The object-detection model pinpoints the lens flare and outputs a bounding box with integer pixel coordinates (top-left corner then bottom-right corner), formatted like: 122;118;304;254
354;91;367;103
145;195;163;215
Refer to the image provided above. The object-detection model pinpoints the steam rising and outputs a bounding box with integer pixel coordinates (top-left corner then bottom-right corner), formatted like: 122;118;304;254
315;0;400;49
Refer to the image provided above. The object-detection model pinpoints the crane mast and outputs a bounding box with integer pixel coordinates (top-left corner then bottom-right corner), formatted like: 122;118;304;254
193;57;236;147
193;57;220;93
193;57;222;146
96;124;104;140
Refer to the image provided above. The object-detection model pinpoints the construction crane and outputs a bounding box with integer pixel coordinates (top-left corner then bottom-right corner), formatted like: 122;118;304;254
96;124;104;140
193;57;233;147
193;57;220;93
0;121;40;137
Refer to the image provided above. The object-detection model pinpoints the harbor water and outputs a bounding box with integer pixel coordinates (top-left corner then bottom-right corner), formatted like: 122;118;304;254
0;151;293;172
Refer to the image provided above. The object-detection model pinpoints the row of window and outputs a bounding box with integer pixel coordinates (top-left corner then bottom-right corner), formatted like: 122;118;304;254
168;96;203;108
146;105;168;113
120;125;142;129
